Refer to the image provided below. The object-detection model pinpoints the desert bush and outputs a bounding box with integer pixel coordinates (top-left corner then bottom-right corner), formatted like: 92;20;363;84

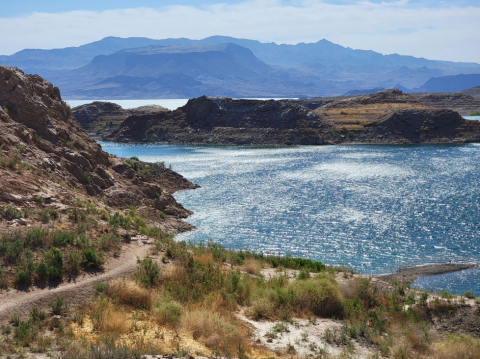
89;298;129;334
29;307;47;323
37;209;50;223
81;248;102;269
288;273;343;318
135;257;160;287
4;205;22;220
99;233;120;251
181;310;242;348
241;258;262;275
38;247;64;280
14;320;37;345
25;227;47;247
66;248;83;275
153;297;183;327
49;296;68;315
52;231;75;247
107;279;152;309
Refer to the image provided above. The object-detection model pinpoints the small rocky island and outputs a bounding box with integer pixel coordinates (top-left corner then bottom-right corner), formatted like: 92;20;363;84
74;89;480;145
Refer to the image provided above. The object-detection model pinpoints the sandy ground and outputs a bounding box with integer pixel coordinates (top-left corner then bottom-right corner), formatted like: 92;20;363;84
239;314;379;358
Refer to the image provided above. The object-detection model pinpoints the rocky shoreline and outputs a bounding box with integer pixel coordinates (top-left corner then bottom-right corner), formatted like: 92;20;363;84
376;263;478;285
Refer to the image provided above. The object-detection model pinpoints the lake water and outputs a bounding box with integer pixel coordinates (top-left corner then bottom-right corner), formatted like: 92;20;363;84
99;142;480;296
66;98;297;111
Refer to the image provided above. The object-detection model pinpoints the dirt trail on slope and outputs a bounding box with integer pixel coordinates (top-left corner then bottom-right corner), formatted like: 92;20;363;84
0;241;153;324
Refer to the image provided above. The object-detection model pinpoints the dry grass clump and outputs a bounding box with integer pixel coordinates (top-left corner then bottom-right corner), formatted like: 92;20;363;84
241;258;262;275
108;279;153;309
180;310;242;349
89;299;130;334
430;335;480;359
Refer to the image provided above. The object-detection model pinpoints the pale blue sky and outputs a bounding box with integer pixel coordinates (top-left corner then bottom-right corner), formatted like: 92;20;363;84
1;0;479;62
3;0;479;16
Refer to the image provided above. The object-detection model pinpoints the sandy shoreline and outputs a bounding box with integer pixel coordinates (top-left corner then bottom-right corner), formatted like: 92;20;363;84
375;263;478;284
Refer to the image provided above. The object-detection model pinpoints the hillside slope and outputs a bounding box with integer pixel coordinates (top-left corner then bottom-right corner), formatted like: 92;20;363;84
0;65;197;231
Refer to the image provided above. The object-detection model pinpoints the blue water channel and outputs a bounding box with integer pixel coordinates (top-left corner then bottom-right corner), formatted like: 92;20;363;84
99;142;480;296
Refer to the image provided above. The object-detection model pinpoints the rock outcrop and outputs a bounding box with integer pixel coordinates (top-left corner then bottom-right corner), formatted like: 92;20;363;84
73;101;168;136
412;92;480;115
0;66;197;232
101;89;480;145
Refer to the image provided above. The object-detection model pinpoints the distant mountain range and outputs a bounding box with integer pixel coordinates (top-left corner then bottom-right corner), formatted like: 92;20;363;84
1;36;479;98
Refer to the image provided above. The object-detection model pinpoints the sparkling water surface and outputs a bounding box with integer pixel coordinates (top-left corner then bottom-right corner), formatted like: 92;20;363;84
99;142;480;296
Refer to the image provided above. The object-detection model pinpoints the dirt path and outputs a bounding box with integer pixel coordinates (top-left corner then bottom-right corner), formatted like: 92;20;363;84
0;240;153;324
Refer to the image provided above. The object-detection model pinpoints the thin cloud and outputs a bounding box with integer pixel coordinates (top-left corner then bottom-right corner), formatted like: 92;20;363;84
0;0;478;63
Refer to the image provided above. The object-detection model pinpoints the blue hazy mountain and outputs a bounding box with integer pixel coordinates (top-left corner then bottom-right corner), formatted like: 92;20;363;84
1;36;479;98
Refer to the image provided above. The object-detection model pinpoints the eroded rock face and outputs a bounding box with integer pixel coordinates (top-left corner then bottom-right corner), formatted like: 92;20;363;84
101;89;480;145
0;66;197;231
72;101;168;136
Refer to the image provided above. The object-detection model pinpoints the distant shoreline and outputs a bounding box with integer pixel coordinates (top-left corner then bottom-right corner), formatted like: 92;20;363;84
376;263;477;285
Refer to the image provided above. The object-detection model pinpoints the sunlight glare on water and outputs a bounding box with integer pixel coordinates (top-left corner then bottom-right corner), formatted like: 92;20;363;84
99;142;480;295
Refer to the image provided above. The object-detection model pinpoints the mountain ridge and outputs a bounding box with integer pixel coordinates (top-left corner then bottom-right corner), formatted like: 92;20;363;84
2;36;479;98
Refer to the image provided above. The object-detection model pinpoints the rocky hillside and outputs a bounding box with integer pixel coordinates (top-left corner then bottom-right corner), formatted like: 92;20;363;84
101;89;480;145
0;66;197;233
73;101;168;136
412;92;480;115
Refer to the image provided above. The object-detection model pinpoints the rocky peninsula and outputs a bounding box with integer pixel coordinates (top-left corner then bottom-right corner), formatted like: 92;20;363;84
81;89;480;145
0;65;198;233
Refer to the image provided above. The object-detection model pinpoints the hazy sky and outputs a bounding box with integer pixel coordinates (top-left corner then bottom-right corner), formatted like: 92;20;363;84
1;0;479;63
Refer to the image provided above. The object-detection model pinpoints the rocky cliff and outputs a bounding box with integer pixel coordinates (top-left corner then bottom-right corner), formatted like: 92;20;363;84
73;101;168;136
0;66;197;232
101;89;480;145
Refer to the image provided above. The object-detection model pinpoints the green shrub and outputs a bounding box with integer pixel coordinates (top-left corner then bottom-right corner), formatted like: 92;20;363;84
93;282;109;292
470;111;480;116
297;269;311;280
99;233;120;251
419;292;428;305
34;195;45;204
14;320;37;345
16;250;36;285
37;209;50;223
25;227;47;247
108;212;130;230
48;296;67;315
83;173;92;185
42;247;64;280
82;249;102;269
153;297;183;327
66;248;82;275
4;205;22;220
3;237;24;263
52;231;75;247
288;273;343;318
464;290;475;299
86;201;98;215
49;208;59;219
29;307;47;323
136;257;160;287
